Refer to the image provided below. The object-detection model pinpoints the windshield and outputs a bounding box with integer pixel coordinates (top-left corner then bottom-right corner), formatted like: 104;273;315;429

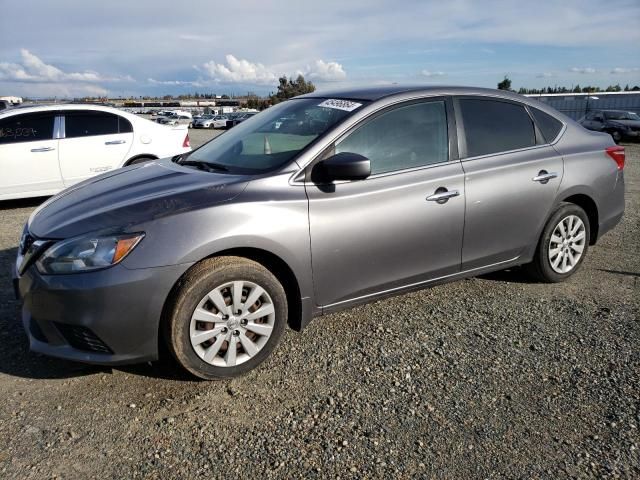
188;98;367;174
604;111;640;120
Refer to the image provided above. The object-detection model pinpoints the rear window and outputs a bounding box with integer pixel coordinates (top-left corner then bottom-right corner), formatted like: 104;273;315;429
0;112;55;144
65;111;131;138
459;98;536;158
530;107;563;143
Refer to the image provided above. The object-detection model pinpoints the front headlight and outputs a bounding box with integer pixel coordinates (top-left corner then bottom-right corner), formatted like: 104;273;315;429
36;233;144;274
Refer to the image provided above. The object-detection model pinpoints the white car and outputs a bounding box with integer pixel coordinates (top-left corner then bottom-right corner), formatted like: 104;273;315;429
0;104;191;200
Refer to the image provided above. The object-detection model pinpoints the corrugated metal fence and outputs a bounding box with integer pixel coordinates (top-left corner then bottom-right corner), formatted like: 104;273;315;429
524;92;640;120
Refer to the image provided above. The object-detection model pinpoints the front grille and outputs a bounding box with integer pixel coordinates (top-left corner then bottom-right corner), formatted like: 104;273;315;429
54;323;113;354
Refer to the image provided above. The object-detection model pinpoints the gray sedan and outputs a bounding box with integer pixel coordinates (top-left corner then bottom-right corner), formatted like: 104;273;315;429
14;86;625;379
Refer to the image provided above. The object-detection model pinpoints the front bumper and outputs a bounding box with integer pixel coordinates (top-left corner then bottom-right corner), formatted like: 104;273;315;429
14;261;193;365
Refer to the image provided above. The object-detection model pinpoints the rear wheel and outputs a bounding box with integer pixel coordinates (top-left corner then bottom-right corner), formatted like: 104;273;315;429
525;203;590;282
165;257;287;380
611;130;622;143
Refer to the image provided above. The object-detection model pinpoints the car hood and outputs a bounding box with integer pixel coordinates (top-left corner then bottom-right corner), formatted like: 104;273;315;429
28;159;250;239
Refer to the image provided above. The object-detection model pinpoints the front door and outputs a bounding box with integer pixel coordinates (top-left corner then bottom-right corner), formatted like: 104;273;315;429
306;98;465;307
0;111;62;199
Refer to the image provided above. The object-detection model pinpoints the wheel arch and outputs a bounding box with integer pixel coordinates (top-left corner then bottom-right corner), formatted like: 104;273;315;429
124;154;159;166
160;246;307;349
560;193;599;244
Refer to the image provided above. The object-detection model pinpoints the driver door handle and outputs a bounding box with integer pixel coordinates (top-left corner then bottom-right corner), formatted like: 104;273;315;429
532;171;558;184
105;140;126;145
426;188;460;204
31;146;55;152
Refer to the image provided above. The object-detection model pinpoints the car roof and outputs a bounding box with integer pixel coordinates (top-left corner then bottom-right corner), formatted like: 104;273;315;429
297;85;526;102
0;103;132;118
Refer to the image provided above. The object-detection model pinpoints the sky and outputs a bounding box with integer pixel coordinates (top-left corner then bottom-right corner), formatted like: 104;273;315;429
1;0;639;98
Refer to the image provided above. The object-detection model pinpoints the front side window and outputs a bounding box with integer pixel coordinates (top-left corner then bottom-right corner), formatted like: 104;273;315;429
64;111;123;138
0;112;55;144
335;101;449;175
459;98;536;158
188;98;367;174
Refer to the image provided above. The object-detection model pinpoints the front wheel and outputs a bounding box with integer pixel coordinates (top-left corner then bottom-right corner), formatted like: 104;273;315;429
525;203;590;282
165;257;287;380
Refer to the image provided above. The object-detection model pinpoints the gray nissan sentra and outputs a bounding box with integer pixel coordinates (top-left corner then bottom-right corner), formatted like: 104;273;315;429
13;86;625;379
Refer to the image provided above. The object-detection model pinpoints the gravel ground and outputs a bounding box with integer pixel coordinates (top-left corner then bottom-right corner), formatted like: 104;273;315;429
0;140;638;479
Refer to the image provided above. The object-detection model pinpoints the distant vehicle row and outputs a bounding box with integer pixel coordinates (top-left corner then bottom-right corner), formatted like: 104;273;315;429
0;104;191;200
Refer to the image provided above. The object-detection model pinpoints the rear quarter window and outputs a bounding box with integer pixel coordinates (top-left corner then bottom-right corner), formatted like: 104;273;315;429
530;107;563;143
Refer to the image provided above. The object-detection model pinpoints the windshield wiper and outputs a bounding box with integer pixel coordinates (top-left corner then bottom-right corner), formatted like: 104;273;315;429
178;160;229;173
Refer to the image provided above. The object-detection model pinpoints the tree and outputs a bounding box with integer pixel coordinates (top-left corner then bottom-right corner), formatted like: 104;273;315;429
271;74;316;104
497;76;512;91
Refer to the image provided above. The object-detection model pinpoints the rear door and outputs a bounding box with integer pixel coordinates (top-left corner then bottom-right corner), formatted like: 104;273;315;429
0;111;62;199
306;98;465;307
454;97;564;269
58;110;133;186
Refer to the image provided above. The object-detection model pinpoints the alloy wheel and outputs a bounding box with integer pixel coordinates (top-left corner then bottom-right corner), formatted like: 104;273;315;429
548;214;586;274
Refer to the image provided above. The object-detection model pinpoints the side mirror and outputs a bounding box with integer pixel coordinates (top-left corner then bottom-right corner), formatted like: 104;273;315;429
313;152;371;182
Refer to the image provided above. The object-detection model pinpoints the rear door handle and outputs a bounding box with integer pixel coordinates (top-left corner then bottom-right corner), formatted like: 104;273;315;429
532;171;558;184
426;188;460;204
30;147;55;152
105;140;126;145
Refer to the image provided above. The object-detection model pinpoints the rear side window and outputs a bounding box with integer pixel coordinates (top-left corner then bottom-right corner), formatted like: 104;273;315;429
336;101;449;175
0;112;55;144
65;111;130;138
459;99;536;158
530;107;563;143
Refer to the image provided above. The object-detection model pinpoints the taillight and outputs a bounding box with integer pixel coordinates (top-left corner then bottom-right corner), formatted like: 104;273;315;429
183;133;190;148
606;146;625;170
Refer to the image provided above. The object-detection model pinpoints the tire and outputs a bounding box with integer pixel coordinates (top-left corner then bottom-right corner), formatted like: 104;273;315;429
164;256;287;380
126;156;156;166
611;130;622;143
525;203;590;283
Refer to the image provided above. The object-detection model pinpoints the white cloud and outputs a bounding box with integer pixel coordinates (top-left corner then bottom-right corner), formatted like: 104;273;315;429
148;78;193;86
301;60;346;82
199;55;346;84
570;67;596;74
536;72;556;78
420;70;446;77
0;49;131;84
611;67;640;74
201;54;277;84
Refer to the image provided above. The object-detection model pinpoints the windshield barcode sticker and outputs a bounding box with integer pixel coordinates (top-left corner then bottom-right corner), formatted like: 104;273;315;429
318;99;362;112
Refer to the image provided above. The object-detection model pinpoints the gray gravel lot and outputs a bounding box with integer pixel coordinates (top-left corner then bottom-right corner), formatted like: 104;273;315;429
0;138;638;479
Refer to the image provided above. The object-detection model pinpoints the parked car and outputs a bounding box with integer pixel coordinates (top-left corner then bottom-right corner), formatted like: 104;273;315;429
157;111;193;128
222;112;257;129
0;104;191;200
14;86;625;380
579;109;640;143
193;115;228;129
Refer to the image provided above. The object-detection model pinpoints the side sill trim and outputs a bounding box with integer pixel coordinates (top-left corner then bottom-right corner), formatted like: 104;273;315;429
321;255;521;310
